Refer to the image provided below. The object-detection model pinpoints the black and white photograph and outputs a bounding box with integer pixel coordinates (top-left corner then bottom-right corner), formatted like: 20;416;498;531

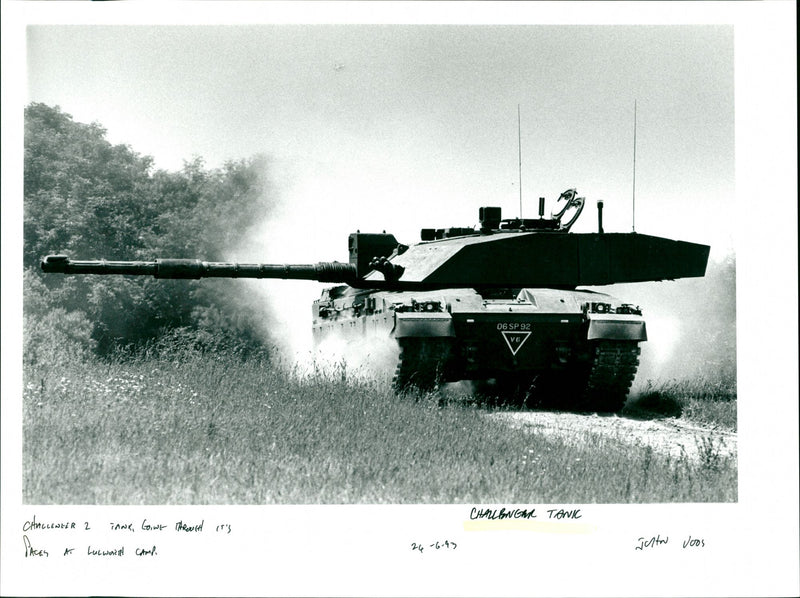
2;2;797;597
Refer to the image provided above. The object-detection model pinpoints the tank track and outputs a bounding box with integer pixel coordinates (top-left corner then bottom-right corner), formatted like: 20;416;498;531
392;337;639;412
497;340;641;412
392;337;452;393
572;339;641;412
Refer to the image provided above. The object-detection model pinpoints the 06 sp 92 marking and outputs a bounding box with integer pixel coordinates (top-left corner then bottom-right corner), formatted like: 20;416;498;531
496;322;531;331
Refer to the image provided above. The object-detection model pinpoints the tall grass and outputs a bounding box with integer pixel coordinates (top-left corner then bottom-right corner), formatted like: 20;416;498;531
625;375;737;431
24;347;736;504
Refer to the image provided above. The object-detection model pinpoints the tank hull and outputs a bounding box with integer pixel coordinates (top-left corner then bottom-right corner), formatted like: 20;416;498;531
312;286;645;411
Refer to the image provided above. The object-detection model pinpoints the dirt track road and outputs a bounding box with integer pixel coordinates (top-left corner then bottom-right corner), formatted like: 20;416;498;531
490;411;737;462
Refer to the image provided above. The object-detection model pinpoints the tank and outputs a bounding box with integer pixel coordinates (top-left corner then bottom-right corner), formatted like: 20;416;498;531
41;188;710;412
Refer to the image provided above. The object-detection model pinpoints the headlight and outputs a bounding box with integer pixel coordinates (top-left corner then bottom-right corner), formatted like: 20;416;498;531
395;299;444;313
585;301;642;315
589;301;612;314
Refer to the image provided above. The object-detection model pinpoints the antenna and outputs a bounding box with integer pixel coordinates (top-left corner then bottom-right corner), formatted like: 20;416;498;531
518;104;523;219
632;99;637;232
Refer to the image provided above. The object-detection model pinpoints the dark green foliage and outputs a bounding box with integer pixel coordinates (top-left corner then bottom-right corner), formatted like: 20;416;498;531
24;103;275;355
24;103;156;266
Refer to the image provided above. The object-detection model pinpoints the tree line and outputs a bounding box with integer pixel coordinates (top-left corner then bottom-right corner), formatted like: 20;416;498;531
24;103;275;361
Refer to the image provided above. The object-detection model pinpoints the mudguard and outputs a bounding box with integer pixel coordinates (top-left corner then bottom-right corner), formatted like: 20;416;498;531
394;312;456;338
586;314;647;341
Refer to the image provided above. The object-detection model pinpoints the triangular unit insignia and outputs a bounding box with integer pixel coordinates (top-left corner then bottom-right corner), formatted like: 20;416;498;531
501;330;531;355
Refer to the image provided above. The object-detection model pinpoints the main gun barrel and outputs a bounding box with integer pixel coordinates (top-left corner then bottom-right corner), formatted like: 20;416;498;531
41;255;358;284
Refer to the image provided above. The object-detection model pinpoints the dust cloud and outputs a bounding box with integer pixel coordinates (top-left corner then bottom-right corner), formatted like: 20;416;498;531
226;160;735;392
304;331;401;386
224;159;405;383
598;253;737;391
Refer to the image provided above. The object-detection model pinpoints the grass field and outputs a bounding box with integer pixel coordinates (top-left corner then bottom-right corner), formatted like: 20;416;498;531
23;345;737;505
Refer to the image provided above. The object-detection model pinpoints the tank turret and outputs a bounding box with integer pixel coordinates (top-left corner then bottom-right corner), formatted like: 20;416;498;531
40;188;710;412
42;190;709;291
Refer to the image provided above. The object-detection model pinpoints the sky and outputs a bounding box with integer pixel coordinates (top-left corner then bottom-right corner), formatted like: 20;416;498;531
25;23;734;256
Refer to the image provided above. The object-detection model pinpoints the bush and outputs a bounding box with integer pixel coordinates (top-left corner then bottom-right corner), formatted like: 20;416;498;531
23;268;96;366
24;103;277;356
138;326;270;361
23;308;96;367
